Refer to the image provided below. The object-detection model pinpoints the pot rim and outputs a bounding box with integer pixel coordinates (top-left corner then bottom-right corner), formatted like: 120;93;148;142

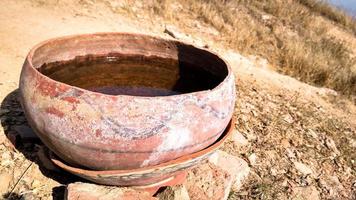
50;117;234;175
25;32;233;99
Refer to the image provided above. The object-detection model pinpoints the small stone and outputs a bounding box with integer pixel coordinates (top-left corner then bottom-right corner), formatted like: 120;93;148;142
307;129;318;139
0;171;12;195
286;148;296;159
231;130;249;147
184;162;233;200
13;125;39;142
270;168;278;176
281;139;290;148
293;161;313;175
318;175;346;198
261;14;272;21
317;87;338;97
157;185;190;200
248;153;257;166
66;182;156;200
283;114;294;124
208;150;250;191
281;179;288;187
291;186;320;200
324;137;340;155
251;110;258;117
245;131;257;141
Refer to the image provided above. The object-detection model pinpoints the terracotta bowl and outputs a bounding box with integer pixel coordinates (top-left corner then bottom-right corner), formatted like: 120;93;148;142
50;118;234;187
19;33;235;170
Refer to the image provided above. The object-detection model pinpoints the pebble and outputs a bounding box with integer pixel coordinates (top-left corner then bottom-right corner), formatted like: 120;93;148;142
293;161;313;175
291;186;320;200
231;129;249;147
324;137;340;155
248;153;257;166
208;150;250;191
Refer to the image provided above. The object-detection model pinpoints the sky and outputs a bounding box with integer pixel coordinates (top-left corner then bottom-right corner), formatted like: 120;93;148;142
328;0;356;16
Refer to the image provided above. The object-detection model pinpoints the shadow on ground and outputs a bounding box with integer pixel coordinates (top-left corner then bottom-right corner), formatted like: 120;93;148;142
1;89;82;199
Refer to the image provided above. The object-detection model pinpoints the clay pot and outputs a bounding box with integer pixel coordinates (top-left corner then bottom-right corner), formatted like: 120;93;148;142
19;33;235;170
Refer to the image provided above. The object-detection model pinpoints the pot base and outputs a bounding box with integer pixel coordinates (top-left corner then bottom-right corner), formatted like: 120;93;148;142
49;118;234;189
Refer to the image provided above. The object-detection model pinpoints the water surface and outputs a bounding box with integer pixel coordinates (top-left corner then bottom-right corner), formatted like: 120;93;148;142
38;54;223;96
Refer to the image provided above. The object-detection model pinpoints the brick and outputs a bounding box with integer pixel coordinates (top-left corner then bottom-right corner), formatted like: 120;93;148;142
184;162;233;200
208;150;250;191
66;182;157;200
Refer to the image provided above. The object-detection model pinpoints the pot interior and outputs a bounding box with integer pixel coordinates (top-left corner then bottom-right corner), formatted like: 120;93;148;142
33;34;229;96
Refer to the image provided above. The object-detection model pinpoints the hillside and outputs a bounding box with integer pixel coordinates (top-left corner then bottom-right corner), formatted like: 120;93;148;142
0;0;355;199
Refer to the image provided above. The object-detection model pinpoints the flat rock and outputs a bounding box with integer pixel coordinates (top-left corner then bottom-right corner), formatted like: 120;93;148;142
293;161;313;176
231;129;249;147
208;150;250;190
66;182;157;200
318;175;346;198
184;162;233;200
247;153;257;166
157;185;190;200
292;186;320;200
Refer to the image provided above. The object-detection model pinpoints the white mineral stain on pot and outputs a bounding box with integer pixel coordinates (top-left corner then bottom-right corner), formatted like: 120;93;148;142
140;122;192;167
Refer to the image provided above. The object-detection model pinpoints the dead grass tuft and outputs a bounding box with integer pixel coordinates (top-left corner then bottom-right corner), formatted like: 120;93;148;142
297;0;356;34
280;37;356;95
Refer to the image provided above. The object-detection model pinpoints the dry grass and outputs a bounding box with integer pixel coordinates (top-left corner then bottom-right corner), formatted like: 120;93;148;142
280;37;356;95
297;0;356;34
117;0;356;97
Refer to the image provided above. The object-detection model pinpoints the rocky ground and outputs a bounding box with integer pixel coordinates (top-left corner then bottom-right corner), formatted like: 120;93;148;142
224;51;355;199
0;0;355;199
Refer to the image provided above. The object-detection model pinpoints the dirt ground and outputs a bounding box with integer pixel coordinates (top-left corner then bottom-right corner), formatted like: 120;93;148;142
0;0;355;199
